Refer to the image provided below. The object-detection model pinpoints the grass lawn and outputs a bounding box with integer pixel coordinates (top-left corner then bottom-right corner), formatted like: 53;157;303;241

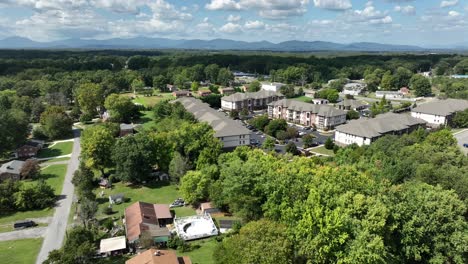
37;164;68;195
38;141;73;158
136;110;157;131
0;238;43;264
179;238;218;264
0;222;47;233
0;209;53;229
95;181;196;220
310;146;335;156
41;156;70;164
121;92;173;108
292;95;312;102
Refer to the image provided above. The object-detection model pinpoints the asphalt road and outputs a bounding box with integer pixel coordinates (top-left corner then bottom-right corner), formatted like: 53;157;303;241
36;129;80;264
454;129;468;155
0;227;47;241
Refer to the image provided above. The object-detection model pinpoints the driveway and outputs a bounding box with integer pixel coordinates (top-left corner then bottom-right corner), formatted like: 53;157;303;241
36;129;80;264
0;227;47;242
454;129;468;155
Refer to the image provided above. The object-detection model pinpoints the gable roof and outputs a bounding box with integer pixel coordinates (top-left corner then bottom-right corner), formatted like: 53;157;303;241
412;99;468;116
221;90;283;102
124;202;172;242
126;249;191;264
269;99;346;118
336;112;426;139
175;97;251;138
0;160;25;175
336;99;367;109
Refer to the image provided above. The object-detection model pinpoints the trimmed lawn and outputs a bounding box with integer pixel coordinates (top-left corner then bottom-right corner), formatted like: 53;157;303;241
0;238;43;264
292;95;312;102
136;111;157;130
38;141;73;158
41;156;70;164
179;238;217;264
0;209;53;229
95;182;196;220
121;92;173;108
37;164;68;194
310;146;335;156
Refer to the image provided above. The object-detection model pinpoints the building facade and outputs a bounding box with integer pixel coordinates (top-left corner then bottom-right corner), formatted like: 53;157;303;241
335;113;426;146
221;90;284;111
268;99;346;129
261;82;285;92
375;91;404;99
411;99;468;126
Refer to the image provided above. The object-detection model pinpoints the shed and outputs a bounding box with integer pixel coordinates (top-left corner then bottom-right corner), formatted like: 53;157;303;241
199;202;220;215
109;193;125;205
100;236;127;255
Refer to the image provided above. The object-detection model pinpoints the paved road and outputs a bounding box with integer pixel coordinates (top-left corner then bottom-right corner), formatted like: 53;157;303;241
0;227;47;241
36;129;80;264
454;129;468;155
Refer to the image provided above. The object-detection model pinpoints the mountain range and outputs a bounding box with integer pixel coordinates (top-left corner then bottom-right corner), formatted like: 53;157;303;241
0;36;465;52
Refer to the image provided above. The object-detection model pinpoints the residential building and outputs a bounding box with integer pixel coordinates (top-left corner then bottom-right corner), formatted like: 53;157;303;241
197;89;211;97
411;99;468;126
15;141;43;159
261;82;285;92
268;99;346;129
375;91;404;99
311;98;329;105
343;82;366;96
400;87;410;95
303;89;316;98
221;90;284;111
124;202;173;244
176;97;251;148
166;84;177;92
199;202;220;215
336;99;368;111
0;160;25;181
172;90;191;98
218;87;235;95
126;249;192;264
120;123;135;137
335;113;426;146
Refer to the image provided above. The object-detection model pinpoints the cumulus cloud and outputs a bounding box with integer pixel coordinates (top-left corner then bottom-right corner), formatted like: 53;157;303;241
227;14;241;22
206;0;309;19
394;5;415;15
313;0;352;10
440;0;459;8
344;1;393;25
244;20;265;30
448;10;460;17
205;0;241;11
219;22;242;33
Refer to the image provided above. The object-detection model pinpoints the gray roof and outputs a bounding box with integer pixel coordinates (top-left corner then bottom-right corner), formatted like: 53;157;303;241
336;99;367;108
336;112;426;138
175;97;251;138
120;123;134;130
269;99;346;118
222;90;283;102
412;99;468;116
0;160;25;175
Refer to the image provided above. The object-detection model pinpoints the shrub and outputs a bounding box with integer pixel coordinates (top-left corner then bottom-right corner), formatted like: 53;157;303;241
102;206;113;215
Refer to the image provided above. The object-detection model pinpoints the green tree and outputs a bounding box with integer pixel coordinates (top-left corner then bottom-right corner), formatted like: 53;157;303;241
285;142;298;155
302;134;316;148
44;226;96;264
40;106;73;139
324;137;334;149
204;64;220;83
395;67;413;88
72;164;95;200
265;119;287;137
452;109;468;128
0;109;29;157
280;84;296;98
112;133;156;183
20;159;40;180
262;137;275;151
169;151;189;182
153;75;168;92
346;109;360;120
76;83;104;116
214;220;293;264
104;93;137;123
131;78;145;94
380;71;397;90
81;125;115;176
217;68;234;86
180;170;212;204
78;197;98;229
190;81;200;92
247;81;261;92
365;73;381;92
410;74;432;97
249;114;270;131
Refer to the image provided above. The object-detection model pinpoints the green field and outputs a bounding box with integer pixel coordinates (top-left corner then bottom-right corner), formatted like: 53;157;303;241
136;111;157;130
121;92;173;107
95;182;196;220
0;238;43;264
179;238;218;264
0;209;53;230
310;146;335;156
41;156;70;164
38;141;73;158
37;164;68;194
292;96;312;102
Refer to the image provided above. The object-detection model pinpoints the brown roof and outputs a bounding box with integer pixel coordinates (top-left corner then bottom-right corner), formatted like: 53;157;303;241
125;202;172;241
200;202;214;210
126;249;192;264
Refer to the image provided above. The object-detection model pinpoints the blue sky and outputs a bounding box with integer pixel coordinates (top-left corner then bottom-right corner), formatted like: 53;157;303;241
0;0;467;46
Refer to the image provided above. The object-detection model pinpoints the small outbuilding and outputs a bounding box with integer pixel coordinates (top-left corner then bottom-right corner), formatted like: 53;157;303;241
120;123;135;137
109;193;125;205
172;90;191;98
199;202;220;215
100;236;127;256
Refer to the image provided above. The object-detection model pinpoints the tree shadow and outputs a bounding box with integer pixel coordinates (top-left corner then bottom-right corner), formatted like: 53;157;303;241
125;180;171;190
38;149;63;158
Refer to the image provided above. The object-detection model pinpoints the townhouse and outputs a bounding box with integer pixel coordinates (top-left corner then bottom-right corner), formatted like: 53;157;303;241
411;99;468;126
221;90;284;111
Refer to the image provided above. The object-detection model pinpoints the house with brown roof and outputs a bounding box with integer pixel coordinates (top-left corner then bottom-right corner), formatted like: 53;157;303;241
218;87;235;95
197;89;212;97
126;249;191;264
172;90;191;98
124;202;173;244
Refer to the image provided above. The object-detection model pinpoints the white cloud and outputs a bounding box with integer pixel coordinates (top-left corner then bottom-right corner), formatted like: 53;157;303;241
343;2;393;25
394;5;415;15
448;10;460;17
219;22;242;33
227;14;241;22
313;0;352;10
440;0;459;8
244;20;265;30
205;0;241;11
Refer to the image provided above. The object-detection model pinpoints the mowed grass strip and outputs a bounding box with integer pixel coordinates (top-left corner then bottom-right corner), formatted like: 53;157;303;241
37;141;73;158
0;238;43;264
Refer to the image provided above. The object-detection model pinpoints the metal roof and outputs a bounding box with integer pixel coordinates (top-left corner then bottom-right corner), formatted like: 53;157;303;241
221;90;283;102
412;99;468;116
269;99;346;118
100;236;126;253
175;97;251;138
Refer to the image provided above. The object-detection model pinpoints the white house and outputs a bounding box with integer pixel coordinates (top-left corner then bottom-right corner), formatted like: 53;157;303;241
261;82;285;92
268;99;346;129
221;90;284;111
311;98;329;105
375;91;404;99
343;82;366;96
335;113;426;146
175;97;251;148
411;99;468;126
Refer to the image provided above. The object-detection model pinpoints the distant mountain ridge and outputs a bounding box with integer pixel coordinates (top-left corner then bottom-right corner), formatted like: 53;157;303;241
0;36;440;51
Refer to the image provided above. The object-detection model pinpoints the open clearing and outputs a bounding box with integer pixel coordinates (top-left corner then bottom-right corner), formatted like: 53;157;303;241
0;238;43;264
38;141;73;158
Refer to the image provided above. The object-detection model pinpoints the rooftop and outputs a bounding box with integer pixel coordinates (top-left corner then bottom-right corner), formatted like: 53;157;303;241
412;99;468;116
175;97;251;138
221;90;283;102
126;249;191;264
269;99;346;117
336;99;367;108
336;112;426;138
0;160;25;175
124;202;172;242
120;123;134;130
100;236;126;253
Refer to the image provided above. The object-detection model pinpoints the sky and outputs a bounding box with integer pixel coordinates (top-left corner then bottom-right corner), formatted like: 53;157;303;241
0;0;467;46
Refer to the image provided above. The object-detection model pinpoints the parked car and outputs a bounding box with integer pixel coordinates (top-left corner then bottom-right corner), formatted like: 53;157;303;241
463;143;468;148
169;198;185;208
14;220;36;229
